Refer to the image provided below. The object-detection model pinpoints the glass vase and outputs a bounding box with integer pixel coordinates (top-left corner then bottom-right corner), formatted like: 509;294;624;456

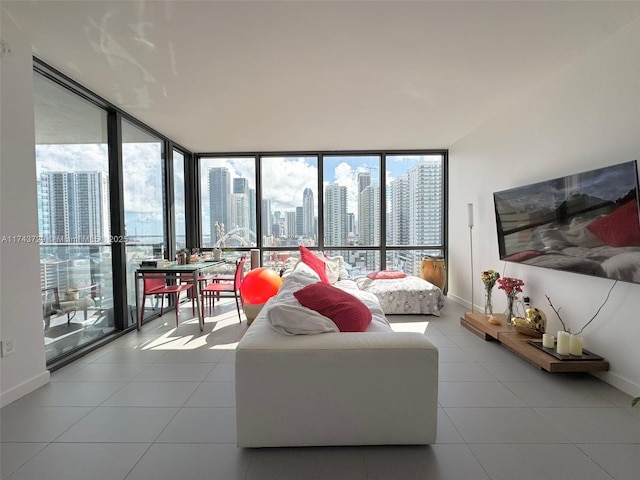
505;294;516;325
484;287;493;315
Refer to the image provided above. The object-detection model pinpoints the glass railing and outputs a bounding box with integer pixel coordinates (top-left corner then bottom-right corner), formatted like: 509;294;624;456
40;243;115;362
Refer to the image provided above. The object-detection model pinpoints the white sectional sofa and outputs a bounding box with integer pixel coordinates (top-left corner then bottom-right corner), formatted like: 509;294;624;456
235;262;439;448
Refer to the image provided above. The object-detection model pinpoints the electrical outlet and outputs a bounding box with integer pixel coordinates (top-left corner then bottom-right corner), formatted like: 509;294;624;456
1;337;16;357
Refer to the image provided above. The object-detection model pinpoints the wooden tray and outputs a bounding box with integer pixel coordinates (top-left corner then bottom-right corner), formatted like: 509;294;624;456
528;339;604;361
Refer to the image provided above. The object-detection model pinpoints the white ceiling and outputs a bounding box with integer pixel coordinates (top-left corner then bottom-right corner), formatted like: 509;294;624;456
4;0;640;152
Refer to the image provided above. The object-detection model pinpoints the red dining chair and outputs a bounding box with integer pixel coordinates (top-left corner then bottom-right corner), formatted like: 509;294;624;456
140;273;194;327
201;257;245;322
198;254;246;287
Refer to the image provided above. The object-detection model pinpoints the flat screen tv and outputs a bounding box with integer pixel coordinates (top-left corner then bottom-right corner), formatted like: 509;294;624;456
493;160;640;284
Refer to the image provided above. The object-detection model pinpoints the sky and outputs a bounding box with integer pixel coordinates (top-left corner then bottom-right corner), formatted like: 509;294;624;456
36;144;440;238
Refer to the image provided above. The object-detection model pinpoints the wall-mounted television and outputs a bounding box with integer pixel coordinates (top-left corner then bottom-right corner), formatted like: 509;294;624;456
493;160;640;284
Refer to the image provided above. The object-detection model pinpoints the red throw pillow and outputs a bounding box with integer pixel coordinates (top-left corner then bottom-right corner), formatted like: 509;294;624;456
587;201;640;247
366;270;407;280
299;246;329;283
294;282;372;332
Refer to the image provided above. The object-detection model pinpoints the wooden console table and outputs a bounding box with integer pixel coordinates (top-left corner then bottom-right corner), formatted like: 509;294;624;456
460;311;609;373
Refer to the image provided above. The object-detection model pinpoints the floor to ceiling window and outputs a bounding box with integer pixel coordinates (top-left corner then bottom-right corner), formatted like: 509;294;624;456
261;156;319;268
122;120;166;327
196;151;447;276
173;149;187;252
323;155;381;275
34;72;116;363
386;154;445;276
199;157;256;249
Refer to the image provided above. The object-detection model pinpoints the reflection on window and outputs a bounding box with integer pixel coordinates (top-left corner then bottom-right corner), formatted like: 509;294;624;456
262;156;318;248
34;72;115;363
200;157;256;248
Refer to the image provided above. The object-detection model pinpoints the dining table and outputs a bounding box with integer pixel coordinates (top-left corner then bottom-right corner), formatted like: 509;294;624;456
134;259;226;331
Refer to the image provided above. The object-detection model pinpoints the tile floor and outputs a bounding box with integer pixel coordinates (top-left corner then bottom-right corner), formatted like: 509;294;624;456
2;298;639;480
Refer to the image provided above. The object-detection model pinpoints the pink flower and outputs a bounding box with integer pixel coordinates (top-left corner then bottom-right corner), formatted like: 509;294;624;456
497;277;524;298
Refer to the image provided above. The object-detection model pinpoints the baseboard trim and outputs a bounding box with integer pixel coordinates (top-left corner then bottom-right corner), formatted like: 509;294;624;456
0;370;50;408
446;292;475;311
593;371;640;399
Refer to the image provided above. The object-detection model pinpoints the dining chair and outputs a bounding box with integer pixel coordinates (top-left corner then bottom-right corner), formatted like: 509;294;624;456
140;273;194;327
198;254;246;287
201;256;245;322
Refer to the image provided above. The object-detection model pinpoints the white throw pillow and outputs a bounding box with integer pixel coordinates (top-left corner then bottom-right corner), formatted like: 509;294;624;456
312;252;350;284
265;266;339;335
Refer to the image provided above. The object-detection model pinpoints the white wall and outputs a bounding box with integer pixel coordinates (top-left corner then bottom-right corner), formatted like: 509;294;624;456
0;12;50;406
448;18;640;396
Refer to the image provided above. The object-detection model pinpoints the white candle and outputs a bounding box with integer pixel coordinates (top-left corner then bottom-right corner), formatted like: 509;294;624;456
467;203;474;227
557;331;570;355
542;333;555;349
569;335;583;356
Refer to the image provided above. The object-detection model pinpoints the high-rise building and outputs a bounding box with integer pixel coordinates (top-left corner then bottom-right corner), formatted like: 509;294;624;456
357;171;371;194
233;177;248;194
389;176;410;246
208;167;231;243
230;193;250;244
296;206;304;237
285;211;296;239
408;161;442;247
359;183;380;270
248;188;256;242
39;171;110;243
302;187;314;238
347;212;356;236
262;199;272;237
324;184;348;246
387;160;442;273
359;184;380;246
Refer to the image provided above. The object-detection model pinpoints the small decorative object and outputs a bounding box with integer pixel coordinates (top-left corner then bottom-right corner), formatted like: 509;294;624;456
481;270;500;316
545;280;616;336
513;307;547;337
497;276;524;325
212;247;222;260
542;333;555;348
556;331;571;355
487;315;502;325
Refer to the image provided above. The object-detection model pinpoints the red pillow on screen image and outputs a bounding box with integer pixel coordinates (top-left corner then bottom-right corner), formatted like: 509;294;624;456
587;201;640;247
293;282;372;332
299;245;329;283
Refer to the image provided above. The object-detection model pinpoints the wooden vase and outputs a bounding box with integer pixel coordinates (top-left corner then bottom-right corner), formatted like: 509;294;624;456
421;257;446;291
